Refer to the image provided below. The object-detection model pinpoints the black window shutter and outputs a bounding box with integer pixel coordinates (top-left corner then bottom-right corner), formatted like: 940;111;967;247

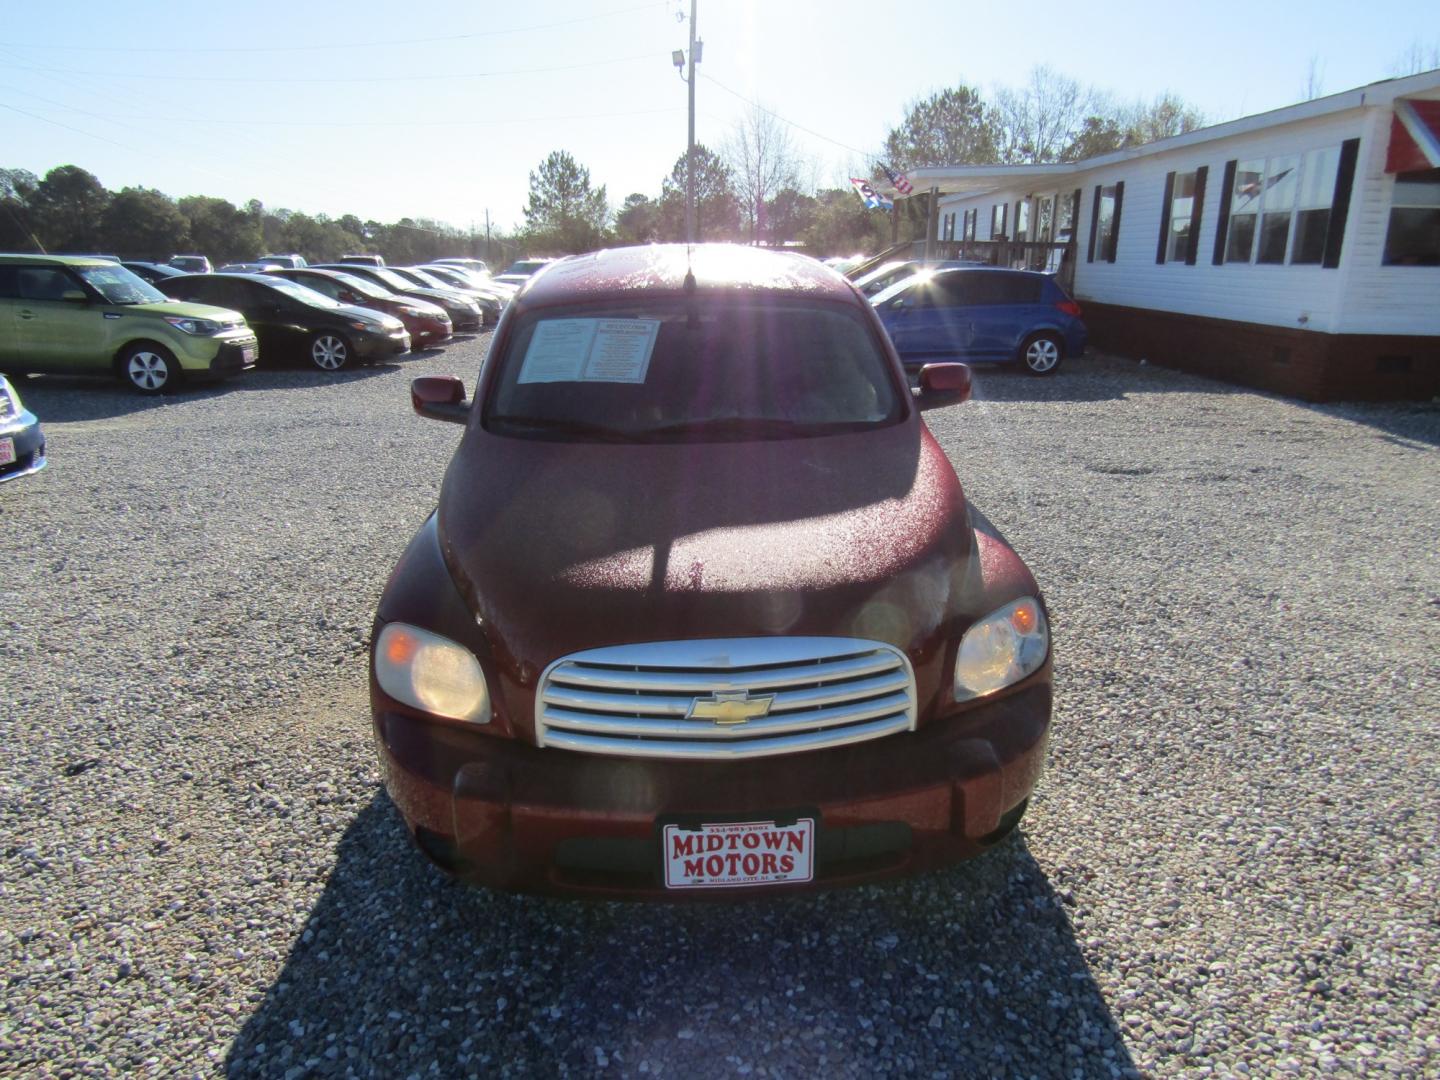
1157;171;1176;264
1323;138;1361;269
1001;202;1008;237
1213;160;1237;265
1186;166;1208;266
1108;181;1125;263
1087;185;1102;262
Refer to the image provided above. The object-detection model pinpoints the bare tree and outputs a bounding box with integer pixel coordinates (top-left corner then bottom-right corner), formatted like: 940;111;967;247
725;103;800;244
1302;55;1326;100
1388;40;1440;77
992;65;1098;164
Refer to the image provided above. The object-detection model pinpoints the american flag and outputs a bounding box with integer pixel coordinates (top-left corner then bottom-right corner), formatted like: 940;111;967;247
880;163;914;196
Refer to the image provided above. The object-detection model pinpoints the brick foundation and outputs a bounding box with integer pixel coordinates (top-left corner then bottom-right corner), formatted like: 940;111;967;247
1080;302;1440;402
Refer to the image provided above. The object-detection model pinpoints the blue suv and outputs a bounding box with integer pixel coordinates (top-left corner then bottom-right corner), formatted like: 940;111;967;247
871;268;1086;376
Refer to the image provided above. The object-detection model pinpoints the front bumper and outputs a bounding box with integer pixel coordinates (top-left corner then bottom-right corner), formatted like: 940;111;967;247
356;328;411;358
374;680;1050;898
0;412;46;483
208;334;259;375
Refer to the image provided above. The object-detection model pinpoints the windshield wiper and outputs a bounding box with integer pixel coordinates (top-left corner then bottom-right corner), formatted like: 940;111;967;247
488;415;637;442
636;417;857;441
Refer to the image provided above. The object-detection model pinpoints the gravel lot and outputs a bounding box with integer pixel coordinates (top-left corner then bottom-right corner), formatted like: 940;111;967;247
2;339;1437;1079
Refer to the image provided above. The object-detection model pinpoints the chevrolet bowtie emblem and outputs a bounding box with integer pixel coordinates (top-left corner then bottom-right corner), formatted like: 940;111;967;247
686;690;775;725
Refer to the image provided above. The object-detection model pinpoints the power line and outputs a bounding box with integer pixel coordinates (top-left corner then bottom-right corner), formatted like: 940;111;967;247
5;49;672;84
699;72;876;160
0;85;684;129
0;2;665;53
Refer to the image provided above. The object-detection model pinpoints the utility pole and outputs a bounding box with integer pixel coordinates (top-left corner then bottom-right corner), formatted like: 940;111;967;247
686;0;697;244
673;2;701;244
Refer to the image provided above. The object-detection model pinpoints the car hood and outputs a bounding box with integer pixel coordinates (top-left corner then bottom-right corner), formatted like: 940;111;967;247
435;418;973;674
405;287;468;306
135;301;246;325
335;303;395;328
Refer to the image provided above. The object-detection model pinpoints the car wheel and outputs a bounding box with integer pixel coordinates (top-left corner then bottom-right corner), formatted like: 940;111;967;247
1020;332;1063;376
309;332;353;372
120;343;180;394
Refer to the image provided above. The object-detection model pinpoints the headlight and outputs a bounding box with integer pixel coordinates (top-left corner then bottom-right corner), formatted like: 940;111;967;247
348;319;375;332
953;597;1048;700
164;315;222;335
464;301;482;313
0;380;17;420
374;623;490;722
399;305;426;317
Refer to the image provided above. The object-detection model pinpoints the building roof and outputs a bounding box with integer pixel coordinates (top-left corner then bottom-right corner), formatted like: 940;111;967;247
903;68;1440;198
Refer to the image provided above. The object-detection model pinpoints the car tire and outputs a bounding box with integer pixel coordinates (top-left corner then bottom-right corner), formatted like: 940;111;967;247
119;342;181;395
1019;332;1063;376
309;332;353;372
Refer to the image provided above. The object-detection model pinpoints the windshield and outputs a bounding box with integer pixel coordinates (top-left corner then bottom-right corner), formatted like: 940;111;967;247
370;267;419;292
870;273;936;309
405;268;451;289
76;265;168;305
264;278;343;308
486;297;904;443
327;271;389;299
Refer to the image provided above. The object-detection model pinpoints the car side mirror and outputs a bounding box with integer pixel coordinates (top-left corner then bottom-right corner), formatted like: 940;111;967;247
61;289;89;303
915;363;972;409
411;375;470;424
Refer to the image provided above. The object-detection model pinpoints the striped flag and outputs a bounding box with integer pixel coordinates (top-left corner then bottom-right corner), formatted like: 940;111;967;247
850;178;893;211
880;163;914;196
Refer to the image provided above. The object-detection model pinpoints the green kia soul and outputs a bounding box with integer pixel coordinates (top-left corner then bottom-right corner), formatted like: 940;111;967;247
0;254;258;394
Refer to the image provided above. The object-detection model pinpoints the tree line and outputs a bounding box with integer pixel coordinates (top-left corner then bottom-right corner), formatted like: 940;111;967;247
0;165;500;266
3;66;1205;263
520;66;1204;256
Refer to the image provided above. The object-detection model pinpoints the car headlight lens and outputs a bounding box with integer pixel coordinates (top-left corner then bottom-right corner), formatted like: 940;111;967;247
374;622;490;722
164;315;222;335
399;305;426;317
464;301;481;313
348;319;374;332
953;597;1048;700
0;379;17;420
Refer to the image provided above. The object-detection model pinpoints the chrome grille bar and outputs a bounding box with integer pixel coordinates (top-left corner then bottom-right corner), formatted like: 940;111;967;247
535;637;916;760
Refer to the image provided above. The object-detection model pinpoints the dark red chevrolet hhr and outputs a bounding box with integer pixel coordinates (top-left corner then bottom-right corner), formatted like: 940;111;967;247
370;244;1052;898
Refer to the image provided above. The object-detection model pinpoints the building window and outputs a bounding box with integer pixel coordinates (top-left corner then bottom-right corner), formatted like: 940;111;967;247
942;212;955;241
1226;151;1344;265
1256;155;1299;263
1036;196;1054;243
1165;171;1199;262
1089;182;1123;262
963;208;977;241
1291;147;1341;264
991;203;1007;239
1014;200;1030;243
1382;168;1440;266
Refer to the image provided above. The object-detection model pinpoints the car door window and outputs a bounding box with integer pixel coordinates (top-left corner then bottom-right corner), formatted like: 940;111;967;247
969;272;1042;306
298;275;342;301
929;274;974;309
0;268;19;299
17;267;77;301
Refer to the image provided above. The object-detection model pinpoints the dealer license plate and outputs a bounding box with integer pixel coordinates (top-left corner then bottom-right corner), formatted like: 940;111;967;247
662;818;815;890
0;437;14;466
241;346;257;364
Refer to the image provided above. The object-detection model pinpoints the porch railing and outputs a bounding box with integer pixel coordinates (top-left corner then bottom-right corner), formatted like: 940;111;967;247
932;239;1077;292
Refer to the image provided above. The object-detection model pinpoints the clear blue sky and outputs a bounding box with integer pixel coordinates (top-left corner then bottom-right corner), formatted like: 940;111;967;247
1;0;1435;234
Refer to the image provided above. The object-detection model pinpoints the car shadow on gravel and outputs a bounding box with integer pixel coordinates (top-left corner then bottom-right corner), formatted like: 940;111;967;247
226;792;1136;1078
12;367;398;422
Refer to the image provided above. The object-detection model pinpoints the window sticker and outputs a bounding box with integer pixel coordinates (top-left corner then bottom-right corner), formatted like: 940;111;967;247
517;318;661;384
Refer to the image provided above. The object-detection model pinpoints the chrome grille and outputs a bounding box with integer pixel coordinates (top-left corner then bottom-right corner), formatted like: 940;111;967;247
536;637;916;760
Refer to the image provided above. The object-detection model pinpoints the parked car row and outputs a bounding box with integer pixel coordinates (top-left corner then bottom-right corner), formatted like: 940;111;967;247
0;252;551;397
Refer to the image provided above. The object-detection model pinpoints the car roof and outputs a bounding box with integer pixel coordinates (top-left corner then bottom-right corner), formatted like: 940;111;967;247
0;253;118;267
517;244;855;309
